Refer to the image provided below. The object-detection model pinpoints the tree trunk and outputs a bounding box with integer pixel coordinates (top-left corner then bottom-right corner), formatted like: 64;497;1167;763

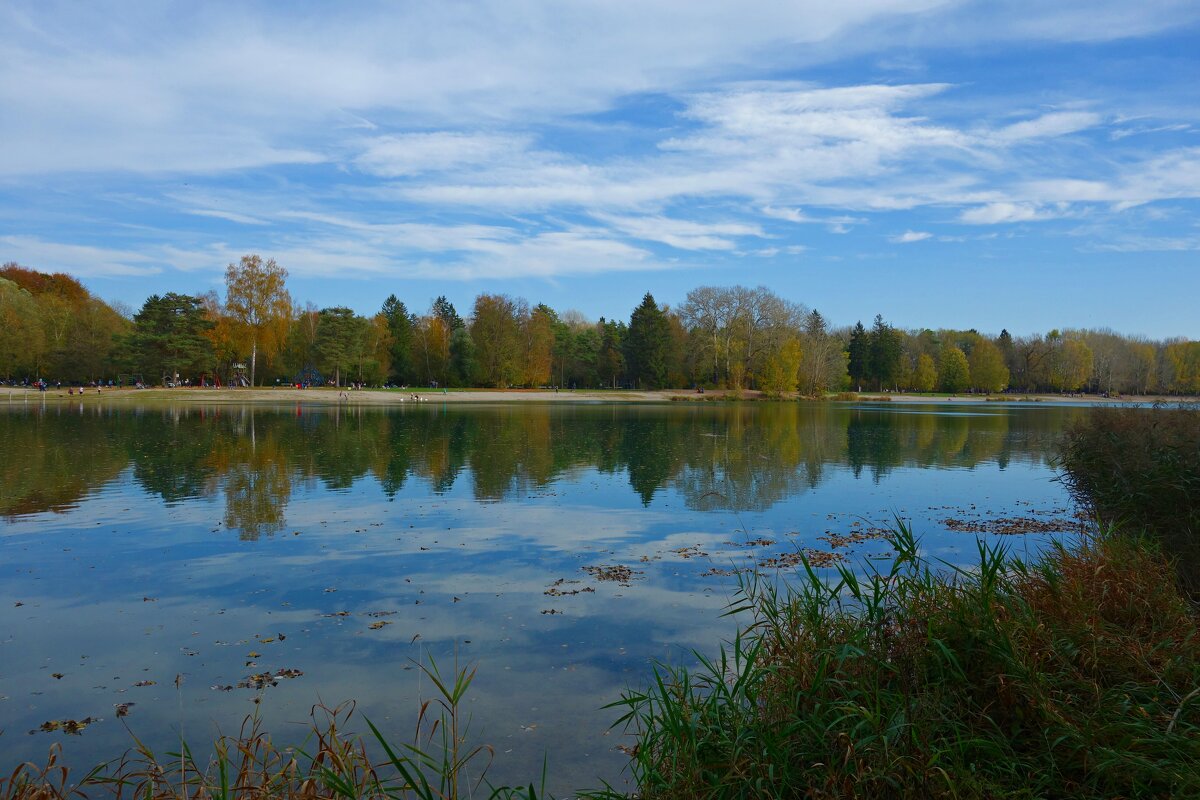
250;339;258;387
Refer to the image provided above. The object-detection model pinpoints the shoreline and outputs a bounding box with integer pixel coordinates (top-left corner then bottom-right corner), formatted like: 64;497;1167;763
2;385;1192;407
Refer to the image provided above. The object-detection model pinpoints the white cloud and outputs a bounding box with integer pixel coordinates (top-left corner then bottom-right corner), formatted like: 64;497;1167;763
890;230;932;243
1089;235;1200;252
958;202;1046;224
0;236;162;277
592;214;764;251
354;133;533;177
2;2;1199;285
7;2;1192;177
1024;148;1200;206
150;216;663;281
184;208;269;226
761;206;865;231
990;111;1101;143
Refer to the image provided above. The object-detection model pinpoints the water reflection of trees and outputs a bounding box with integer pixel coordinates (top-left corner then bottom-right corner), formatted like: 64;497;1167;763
0;403;1080;535
0;406;129;518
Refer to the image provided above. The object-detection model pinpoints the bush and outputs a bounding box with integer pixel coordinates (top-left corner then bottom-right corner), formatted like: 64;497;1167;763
600;526;1200;799
1058;403;1200;593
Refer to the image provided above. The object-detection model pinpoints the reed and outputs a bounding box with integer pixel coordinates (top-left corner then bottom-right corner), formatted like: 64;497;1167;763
594;523;1200;799
1;658;544;800
1058;402;1200;594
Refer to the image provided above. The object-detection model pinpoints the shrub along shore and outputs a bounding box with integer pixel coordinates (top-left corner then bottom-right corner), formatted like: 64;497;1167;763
4;406;1197;799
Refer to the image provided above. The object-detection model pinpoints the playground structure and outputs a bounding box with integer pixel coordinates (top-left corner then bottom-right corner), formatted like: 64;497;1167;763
293;365;324;388
231;363;250;388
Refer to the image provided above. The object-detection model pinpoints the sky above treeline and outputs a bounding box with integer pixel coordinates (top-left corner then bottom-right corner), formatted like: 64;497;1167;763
1;1;1198;338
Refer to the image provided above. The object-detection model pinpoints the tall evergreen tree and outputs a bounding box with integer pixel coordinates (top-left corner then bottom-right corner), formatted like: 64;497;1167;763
449;327;478;387
121;293;215;383
380;294;415;384
625;292;671;389
869;314;903;390
597;318;626;388
431;296;464;331
847;321;869;391
314;307;368;386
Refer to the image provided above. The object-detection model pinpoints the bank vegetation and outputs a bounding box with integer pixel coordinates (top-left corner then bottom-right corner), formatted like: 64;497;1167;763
3;262;1199;397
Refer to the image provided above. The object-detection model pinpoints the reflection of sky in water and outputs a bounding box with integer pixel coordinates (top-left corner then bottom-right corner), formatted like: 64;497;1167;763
0;402;1086;794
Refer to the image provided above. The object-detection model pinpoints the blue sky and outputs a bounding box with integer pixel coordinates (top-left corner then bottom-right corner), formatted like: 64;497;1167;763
1;1;1198;337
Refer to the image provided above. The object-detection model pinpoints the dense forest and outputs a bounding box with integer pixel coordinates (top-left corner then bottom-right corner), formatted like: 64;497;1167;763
2;257;1198;395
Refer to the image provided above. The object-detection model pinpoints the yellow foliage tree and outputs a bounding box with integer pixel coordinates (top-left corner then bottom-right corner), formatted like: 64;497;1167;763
938;346;970;393
758;337;803;397
969;339;1009;392
224;255;293;386
522;305;555;387
913;353;937;392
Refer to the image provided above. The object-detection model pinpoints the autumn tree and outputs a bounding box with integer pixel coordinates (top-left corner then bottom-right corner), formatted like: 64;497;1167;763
968;338;1010;392
0;263;128;382
938;345;970;393
1164;340;1200;394
1045;334;1093;392
200;292;239;382
0;277;45;379
470;293;523;387
680;286;726;385
522;304;556;386
224;255;293;386
414;315;451;386
365;313;393;384
759;336;803;397
913;353;937;392
797;310;847;395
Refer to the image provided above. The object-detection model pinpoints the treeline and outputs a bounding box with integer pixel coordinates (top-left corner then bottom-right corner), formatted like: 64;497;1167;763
0;264;129;382
2;258;1199;395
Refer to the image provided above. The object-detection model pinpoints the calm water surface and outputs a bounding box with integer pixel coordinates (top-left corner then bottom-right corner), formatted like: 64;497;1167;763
0;401;1087;793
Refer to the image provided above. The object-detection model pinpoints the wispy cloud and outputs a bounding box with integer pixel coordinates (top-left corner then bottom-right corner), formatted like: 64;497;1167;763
184;208;270;226
592;214;764;251
989;111;1102;143
1;1;1198;334
958;202;1049;224
0;236;162;277
354;133;534;177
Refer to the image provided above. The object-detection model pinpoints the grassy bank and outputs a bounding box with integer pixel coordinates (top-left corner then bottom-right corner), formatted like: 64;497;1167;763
1058;402;1200;595
599;526;1200;799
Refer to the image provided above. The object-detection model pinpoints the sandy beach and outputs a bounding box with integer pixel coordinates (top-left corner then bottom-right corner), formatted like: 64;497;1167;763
1;385;1187;407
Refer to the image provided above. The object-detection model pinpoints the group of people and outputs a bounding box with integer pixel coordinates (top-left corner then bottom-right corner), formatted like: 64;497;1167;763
27;379;115;393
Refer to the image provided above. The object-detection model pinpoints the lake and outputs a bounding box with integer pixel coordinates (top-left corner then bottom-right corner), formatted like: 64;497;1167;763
0;400;1088;794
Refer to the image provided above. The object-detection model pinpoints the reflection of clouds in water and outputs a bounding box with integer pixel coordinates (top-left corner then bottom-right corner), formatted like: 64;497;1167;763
0;403;1081;792
0;515;738;793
